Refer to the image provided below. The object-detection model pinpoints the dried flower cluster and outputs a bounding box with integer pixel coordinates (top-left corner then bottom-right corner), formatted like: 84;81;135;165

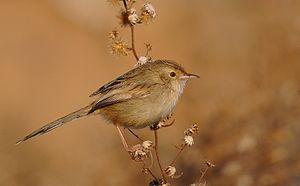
117;2;156;26
153;124;200;184
108;30;130;56
165;166;176;178
140;2;157;24
184;135;194;147
108;0;156;60
136;56;152;66
184;124;199;136
183;124;198;147
129;140;153;162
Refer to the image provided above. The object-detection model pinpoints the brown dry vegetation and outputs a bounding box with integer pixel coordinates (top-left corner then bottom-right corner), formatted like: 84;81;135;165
0;0;300;185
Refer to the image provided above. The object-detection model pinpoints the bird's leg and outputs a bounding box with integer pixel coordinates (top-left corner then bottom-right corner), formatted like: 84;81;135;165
116;125;152;163
116;125;130;151
116;125;143;153
127;128;144;142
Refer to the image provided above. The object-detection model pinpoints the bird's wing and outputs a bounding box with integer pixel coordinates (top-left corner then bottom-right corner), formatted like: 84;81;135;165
88;83;151;114
89;68;139;97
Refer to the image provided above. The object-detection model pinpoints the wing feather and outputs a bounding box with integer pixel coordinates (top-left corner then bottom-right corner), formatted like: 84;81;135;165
89;69;138;97
88;83;151;114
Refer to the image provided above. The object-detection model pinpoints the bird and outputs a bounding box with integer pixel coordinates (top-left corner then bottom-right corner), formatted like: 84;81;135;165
16;60;199;146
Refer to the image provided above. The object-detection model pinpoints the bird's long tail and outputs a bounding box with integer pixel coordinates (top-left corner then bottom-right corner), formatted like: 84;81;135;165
16;104;94;145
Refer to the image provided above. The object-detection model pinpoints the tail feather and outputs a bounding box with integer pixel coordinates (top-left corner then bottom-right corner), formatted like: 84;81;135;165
16;104;93;145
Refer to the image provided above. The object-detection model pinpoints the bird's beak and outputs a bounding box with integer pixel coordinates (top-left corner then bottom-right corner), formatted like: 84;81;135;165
180;73;200;80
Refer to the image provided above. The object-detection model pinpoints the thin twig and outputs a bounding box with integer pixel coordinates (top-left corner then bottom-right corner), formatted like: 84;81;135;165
147;168;158;180
121;0;139;61
122;0;128;9
144;167;158;180
142;160;158;180
141;148;157;181
148;150;154;169
170;144;187;166
198;161;215;184
130;26;139;61
154;130;167;183
198;166;209;184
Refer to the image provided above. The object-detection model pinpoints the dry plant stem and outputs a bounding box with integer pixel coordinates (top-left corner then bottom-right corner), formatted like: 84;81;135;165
198;166;209;184
122;0;139;61
142;159;158;181
154;130;167;183
145;167;158;180
170;144;187;166
121;0;162;183
122;0;128;9
130;26;139;61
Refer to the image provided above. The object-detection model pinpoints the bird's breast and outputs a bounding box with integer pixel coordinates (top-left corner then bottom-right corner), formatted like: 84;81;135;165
99;83;185;129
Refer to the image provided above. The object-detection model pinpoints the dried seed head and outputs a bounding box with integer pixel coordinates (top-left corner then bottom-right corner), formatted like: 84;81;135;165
184;128;194;136
136;56;151;66
142;140;153;150
162;183;171;186
184;135;194;147
134;149;146;157
165;166;176;178
191;124;199;132
142;3;156;17
128;8;140;25
184;124;199;135
131;148;146;161
110;38;130;56
140;2;156;23
119;8;141;26
108;30;119;40
128;143;153;162
206;160;215;168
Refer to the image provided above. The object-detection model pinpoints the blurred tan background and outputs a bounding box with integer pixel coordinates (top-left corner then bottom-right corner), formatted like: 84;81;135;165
1;0;300;185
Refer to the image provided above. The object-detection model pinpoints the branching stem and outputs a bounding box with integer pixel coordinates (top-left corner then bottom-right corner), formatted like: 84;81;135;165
154;130;167;183
122;0;139;61
198;166;209;184
170;144;187;166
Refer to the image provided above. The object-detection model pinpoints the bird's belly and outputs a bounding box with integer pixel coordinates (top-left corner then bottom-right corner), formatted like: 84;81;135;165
99;94;178;129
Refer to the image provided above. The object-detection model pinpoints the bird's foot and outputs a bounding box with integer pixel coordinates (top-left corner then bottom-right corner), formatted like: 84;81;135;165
150;113;175;130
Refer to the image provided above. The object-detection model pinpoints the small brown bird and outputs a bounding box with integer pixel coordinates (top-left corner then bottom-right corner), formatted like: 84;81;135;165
16;60;199;145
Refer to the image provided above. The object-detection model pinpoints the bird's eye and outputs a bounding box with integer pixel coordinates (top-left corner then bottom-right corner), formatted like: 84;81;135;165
169;71;176;78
